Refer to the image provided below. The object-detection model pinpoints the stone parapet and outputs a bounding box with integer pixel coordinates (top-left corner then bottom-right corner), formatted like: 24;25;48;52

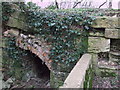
60;54;92;88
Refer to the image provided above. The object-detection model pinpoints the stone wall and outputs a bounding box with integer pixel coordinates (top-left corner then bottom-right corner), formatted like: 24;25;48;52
89;17;120;76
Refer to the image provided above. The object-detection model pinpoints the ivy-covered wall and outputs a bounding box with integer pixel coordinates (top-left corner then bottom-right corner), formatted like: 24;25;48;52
2;2;95;88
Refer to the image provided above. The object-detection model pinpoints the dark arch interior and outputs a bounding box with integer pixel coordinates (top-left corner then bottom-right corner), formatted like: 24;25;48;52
28;52;50;80
31;52;50;79
22;50;50;88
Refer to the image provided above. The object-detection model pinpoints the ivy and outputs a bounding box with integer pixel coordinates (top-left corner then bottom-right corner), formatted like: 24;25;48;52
3;36;28;79
22;2;94;66
2;2;15;25
2;2;95;67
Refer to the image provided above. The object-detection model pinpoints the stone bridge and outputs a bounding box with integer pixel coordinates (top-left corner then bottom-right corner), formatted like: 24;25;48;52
5;15;120;88
2;3;120;88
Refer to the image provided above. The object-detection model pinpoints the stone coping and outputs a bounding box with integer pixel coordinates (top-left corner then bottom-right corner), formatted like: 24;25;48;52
60;54;92;88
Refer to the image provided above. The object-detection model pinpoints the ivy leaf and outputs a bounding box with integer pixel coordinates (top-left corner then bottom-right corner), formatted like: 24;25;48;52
84;26;89;30
48;23;56;26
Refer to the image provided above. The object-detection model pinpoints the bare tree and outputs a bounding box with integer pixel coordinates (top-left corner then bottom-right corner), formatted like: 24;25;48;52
73;0;84;8
99;0;107;8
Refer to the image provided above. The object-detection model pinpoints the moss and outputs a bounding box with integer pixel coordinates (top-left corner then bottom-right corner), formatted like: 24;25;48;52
84;65;93;88
50;71;68;88
100;70;117;77
50;72;63;88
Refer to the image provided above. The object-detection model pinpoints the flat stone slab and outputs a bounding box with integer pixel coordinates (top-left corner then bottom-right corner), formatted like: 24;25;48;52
91;17;120;29
109;51;120;56
7;17;26;30
98;61;120;70
4;29;19;37
105;29;120;39
109;53;120;62
88;37;110;53
109;54;120;62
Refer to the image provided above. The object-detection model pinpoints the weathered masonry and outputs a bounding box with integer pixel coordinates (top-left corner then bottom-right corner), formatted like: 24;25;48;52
2;3;120;88
61;17;120;88
89;17;120;73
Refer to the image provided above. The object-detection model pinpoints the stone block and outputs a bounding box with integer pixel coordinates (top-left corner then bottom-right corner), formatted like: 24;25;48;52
99;69;118;77
109;51;120;56
11;10;25;22
88;37;110;53
6;4;26;30
89;29;105;37
98;61;120;70
10;3;25;21
91;17;120;29
109;53;120;63
105;29;120;39
7;17;26;30
6;29;19;37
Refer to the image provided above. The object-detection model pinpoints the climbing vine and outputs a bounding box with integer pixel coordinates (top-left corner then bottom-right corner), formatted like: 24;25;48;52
22;2;95;66
2;2;15;25
2;2;95;67
2;2;28;79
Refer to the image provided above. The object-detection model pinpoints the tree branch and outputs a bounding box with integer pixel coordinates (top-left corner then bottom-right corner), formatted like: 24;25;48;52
73;0;84;8
99;0;107;8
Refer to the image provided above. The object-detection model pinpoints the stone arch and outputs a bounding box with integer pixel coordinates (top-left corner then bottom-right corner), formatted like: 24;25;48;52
4;29;52;70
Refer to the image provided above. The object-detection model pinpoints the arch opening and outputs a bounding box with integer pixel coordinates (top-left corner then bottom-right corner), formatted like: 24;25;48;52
21;51;50;88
